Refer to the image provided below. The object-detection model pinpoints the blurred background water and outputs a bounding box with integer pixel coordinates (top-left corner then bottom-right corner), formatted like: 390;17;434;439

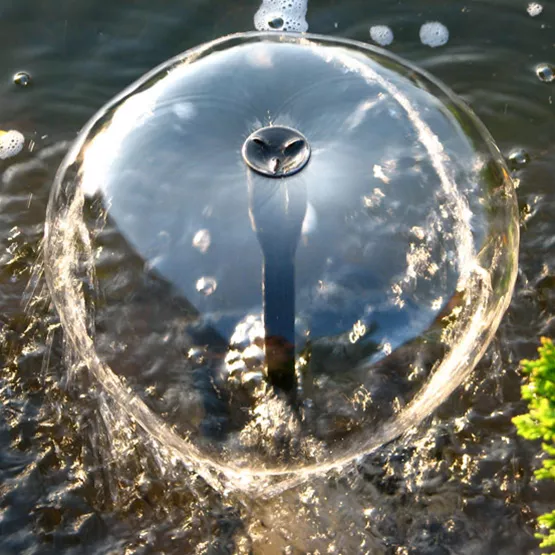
0;0;553;553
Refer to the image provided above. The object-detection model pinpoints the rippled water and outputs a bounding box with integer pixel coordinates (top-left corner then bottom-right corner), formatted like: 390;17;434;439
0;0;553;553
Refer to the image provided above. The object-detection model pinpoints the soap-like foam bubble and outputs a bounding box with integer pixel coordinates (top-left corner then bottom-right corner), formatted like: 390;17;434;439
419;21;449;48
44;30;519;497
527;2;543;16
0;130;24;160
369;25;394;46
254;0;308;32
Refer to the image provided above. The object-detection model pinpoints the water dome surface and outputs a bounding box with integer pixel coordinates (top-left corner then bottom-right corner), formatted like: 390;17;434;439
44;32;518;492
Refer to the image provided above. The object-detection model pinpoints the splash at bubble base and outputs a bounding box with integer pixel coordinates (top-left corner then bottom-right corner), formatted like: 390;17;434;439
44;32;519;497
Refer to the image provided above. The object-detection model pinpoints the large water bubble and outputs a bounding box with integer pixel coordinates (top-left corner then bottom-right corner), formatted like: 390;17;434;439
44;32;518;494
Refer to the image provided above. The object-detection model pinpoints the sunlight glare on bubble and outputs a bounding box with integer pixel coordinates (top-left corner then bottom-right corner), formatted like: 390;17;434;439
80;90;159;196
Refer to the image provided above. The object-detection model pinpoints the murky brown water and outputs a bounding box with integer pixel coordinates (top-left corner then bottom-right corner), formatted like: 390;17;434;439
0;0;554;553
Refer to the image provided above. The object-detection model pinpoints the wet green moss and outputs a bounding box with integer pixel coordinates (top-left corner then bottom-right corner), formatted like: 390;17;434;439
513;338;555;549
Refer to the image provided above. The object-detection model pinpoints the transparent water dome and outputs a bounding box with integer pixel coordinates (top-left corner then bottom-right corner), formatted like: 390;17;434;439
44;32;518;493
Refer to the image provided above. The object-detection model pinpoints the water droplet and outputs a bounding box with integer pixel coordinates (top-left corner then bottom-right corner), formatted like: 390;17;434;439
536;63;555;83
419;22;449;48
527;2;543;16
192;229;211;253
13;71;31;87
187;347;206;364
196;276;217;296
369;25;394;46
268;16;284;29
508;148;530;170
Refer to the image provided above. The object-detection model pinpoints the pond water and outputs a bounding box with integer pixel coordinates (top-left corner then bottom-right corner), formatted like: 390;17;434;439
0;0;553;553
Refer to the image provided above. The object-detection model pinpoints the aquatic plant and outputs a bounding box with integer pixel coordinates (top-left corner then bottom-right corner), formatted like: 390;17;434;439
513;338;555;548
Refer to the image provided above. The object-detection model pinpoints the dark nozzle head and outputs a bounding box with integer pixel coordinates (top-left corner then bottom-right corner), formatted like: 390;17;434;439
242;126;311;178
243;126;311;396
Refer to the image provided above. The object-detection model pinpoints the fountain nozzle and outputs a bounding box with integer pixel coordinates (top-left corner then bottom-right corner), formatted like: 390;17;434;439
244;126;311;394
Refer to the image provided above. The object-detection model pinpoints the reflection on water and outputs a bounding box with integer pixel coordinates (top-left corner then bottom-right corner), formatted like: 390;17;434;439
0;0;554;553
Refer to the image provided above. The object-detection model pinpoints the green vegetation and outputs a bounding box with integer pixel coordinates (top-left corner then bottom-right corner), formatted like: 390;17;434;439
513;338;555;549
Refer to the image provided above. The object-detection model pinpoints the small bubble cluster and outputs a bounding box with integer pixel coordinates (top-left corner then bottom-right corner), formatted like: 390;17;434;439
536;63;555;83
419;21;449;48
369;25;394;46
0;130;24;160
527;2;543;16
254;0;308;32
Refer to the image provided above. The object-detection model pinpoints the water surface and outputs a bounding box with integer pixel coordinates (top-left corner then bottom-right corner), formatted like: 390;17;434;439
0;0;554;553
